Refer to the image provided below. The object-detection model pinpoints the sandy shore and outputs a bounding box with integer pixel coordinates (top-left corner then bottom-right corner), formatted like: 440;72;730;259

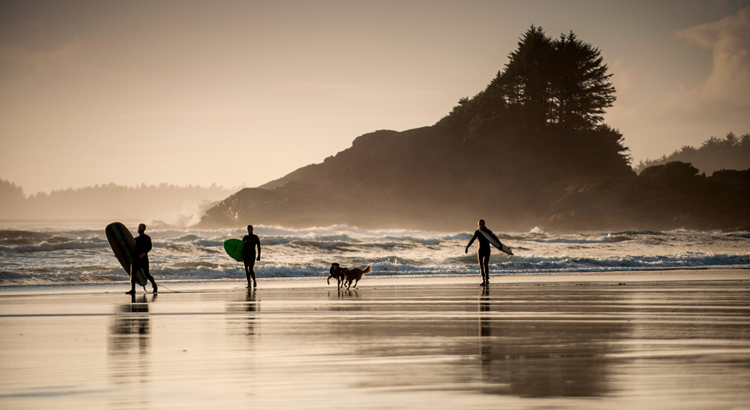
1;270;749;409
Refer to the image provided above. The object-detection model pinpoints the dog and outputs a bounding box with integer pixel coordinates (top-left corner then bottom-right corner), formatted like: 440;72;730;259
327;263;347;289
328;263;372;289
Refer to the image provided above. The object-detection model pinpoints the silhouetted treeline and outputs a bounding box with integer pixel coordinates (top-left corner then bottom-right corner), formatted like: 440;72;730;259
0;179;25;218
436;26;631;180
634;132;750;175
0;180;236;225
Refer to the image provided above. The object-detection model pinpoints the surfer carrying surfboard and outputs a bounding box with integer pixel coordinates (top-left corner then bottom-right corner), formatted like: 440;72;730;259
127;223;158;295
465;219;512;286
242;225;261;288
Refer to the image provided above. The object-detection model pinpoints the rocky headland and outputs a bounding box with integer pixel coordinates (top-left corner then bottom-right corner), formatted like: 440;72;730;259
196;27;750;232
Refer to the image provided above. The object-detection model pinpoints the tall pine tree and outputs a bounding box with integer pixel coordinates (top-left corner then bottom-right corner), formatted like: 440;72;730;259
549;32;616;130
440;26;617;133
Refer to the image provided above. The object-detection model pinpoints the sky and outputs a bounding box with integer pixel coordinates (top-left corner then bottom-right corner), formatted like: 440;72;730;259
1;0;749;194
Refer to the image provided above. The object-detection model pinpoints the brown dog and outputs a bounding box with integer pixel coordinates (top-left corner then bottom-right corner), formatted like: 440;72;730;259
328;263;372;289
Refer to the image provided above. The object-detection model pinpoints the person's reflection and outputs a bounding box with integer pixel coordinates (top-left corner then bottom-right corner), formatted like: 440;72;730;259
479;287;491;334
108;294;154;385
244;288;257;336
475;286;622;398
226;289;259;337
478;287;499;393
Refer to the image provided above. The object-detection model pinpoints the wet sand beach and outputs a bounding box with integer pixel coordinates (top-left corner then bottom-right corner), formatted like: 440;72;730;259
1;271;749;409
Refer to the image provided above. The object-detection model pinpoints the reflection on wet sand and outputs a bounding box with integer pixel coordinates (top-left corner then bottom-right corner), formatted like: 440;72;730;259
226;288;259;337
477;286;622;397
287;285;635;398
108;294;154;387
2;278;747;409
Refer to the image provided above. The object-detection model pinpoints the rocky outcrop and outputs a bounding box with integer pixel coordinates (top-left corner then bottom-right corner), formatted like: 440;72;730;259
541;164;750;231
197;27;749;232
196;121;750;232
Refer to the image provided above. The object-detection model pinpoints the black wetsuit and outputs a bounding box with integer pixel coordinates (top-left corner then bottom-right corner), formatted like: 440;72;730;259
242;234;261;286
133;233;156;288
466;227;501;283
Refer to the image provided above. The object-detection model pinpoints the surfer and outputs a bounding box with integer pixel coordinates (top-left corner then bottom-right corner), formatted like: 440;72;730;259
242;225;261;288
127;223;158;295
465;219;502;286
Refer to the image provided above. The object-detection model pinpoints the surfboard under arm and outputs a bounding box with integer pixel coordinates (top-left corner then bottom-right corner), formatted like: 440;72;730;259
478;230;514;256
105;222;148;286
224;239;244;262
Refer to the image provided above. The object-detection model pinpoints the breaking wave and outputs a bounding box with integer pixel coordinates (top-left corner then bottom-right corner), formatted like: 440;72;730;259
1;224;748;284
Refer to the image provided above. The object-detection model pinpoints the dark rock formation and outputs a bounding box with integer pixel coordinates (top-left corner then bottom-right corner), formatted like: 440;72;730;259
541;164;750;231
197;123;750;232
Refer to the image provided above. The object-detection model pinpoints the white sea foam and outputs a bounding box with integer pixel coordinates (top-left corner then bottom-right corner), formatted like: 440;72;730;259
1;224;748;284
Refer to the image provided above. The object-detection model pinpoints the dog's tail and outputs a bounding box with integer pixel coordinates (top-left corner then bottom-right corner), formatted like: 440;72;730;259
362;265;372;275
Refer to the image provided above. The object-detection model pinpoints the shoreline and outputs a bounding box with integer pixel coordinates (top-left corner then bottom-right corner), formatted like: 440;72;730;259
1;268;748;295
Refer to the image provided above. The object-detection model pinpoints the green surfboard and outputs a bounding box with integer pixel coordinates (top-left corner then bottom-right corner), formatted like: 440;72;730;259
224;239;244;262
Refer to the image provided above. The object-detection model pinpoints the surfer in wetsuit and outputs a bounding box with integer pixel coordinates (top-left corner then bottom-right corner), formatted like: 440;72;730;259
242;225;261;288
465;219;502;286
127;223;158;294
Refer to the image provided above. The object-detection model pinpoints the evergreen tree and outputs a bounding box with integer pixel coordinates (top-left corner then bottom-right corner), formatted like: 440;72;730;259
498;25;554;127
436;26;630;178
439;26;617;133
549;32;616;130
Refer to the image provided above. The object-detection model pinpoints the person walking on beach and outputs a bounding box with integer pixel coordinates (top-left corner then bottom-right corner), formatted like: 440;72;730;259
242;225;261;288
127;223;158;295
465;219;502;287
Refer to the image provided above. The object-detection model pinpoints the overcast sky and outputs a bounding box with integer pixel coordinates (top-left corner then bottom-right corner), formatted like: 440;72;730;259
2;0;749;194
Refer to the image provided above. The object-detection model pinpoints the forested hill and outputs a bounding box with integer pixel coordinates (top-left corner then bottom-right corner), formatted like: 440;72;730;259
197;27;750;232
634;132;750;175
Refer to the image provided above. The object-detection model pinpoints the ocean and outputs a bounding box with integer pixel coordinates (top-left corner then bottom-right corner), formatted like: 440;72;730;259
1;221;749;284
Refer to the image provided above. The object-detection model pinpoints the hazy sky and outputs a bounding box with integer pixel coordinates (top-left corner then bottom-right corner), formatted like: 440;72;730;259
2;0;749;194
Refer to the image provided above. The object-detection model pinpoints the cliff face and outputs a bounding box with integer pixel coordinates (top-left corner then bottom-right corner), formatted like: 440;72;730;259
197;125;750;231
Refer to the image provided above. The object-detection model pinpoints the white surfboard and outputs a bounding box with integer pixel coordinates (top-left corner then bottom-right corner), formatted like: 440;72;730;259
479;229;513;256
